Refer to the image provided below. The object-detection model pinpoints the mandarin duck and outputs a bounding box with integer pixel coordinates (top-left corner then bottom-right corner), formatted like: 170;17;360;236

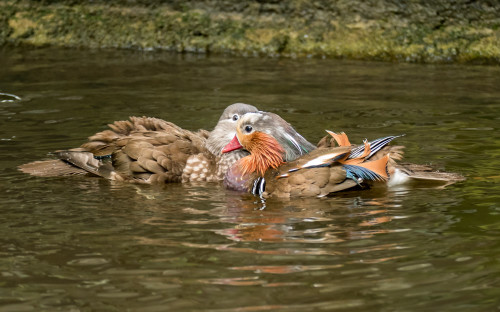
19;103;260;183
222;112;465;197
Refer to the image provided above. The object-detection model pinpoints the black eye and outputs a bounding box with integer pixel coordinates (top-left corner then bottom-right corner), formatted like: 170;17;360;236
244;125;253;133
232;114;239;121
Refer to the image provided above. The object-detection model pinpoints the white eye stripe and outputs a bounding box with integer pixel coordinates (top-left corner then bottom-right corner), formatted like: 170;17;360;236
242;112;263;124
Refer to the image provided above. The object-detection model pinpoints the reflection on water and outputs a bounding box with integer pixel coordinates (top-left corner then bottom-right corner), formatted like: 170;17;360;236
0;47;499;311
0;92;22;103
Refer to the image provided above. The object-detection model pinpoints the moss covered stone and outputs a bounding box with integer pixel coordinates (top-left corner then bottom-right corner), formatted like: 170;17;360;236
1;0;500;63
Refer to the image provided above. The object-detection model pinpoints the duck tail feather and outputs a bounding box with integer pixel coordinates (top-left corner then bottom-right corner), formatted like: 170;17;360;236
18;159;88;177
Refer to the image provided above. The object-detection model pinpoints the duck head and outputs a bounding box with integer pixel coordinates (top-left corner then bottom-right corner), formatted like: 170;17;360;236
205;103;259;156
222;112;315;176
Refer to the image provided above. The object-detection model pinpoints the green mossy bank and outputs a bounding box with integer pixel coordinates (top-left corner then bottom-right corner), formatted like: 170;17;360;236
2;0;500;63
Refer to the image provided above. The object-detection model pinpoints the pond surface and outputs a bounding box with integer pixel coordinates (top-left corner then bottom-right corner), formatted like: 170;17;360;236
1;47;500;311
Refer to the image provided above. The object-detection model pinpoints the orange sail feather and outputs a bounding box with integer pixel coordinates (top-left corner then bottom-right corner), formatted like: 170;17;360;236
326;131;351;147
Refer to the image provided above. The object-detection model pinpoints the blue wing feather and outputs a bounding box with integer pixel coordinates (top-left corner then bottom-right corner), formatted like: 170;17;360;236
343;164;385;182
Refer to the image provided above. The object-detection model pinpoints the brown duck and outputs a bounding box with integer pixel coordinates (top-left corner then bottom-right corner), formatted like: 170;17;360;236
19;103;261;183
222;112;465;197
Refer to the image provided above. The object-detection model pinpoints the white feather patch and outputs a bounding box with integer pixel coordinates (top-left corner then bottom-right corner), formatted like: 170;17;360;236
297;152;345;170
387;169;411;187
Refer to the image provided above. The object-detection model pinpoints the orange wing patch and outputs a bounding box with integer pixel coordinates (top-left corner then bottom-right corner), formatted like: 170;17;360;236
354;155;390;180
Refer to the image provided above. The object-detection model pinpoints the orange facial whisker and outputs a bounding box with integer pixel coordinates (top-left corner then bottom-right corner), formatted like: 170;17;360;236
238;132;284;176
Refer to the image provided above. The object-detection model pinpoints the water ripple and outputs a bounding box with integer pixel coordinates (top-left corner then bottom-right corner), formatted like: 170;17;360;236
1;47;499;311
0;92;22;102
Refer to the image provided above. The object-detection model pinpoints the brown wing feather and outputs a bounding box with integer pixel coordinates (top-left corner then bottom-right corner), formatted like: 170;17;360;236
18;159;88;177
20;116;212;183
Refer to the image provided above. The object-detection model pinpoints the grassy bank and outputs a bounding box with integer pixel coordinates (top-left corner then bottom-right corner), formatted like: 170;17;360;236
2;0;500;64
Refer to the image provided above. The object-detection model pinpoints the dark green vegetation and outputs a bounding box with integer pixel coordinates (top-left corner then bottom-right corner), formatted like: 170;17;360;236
2;0;500;63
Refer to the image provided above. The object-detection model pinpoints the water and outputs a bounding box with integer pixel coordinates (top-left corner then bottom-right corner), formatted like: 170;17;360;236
1;46;500;311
